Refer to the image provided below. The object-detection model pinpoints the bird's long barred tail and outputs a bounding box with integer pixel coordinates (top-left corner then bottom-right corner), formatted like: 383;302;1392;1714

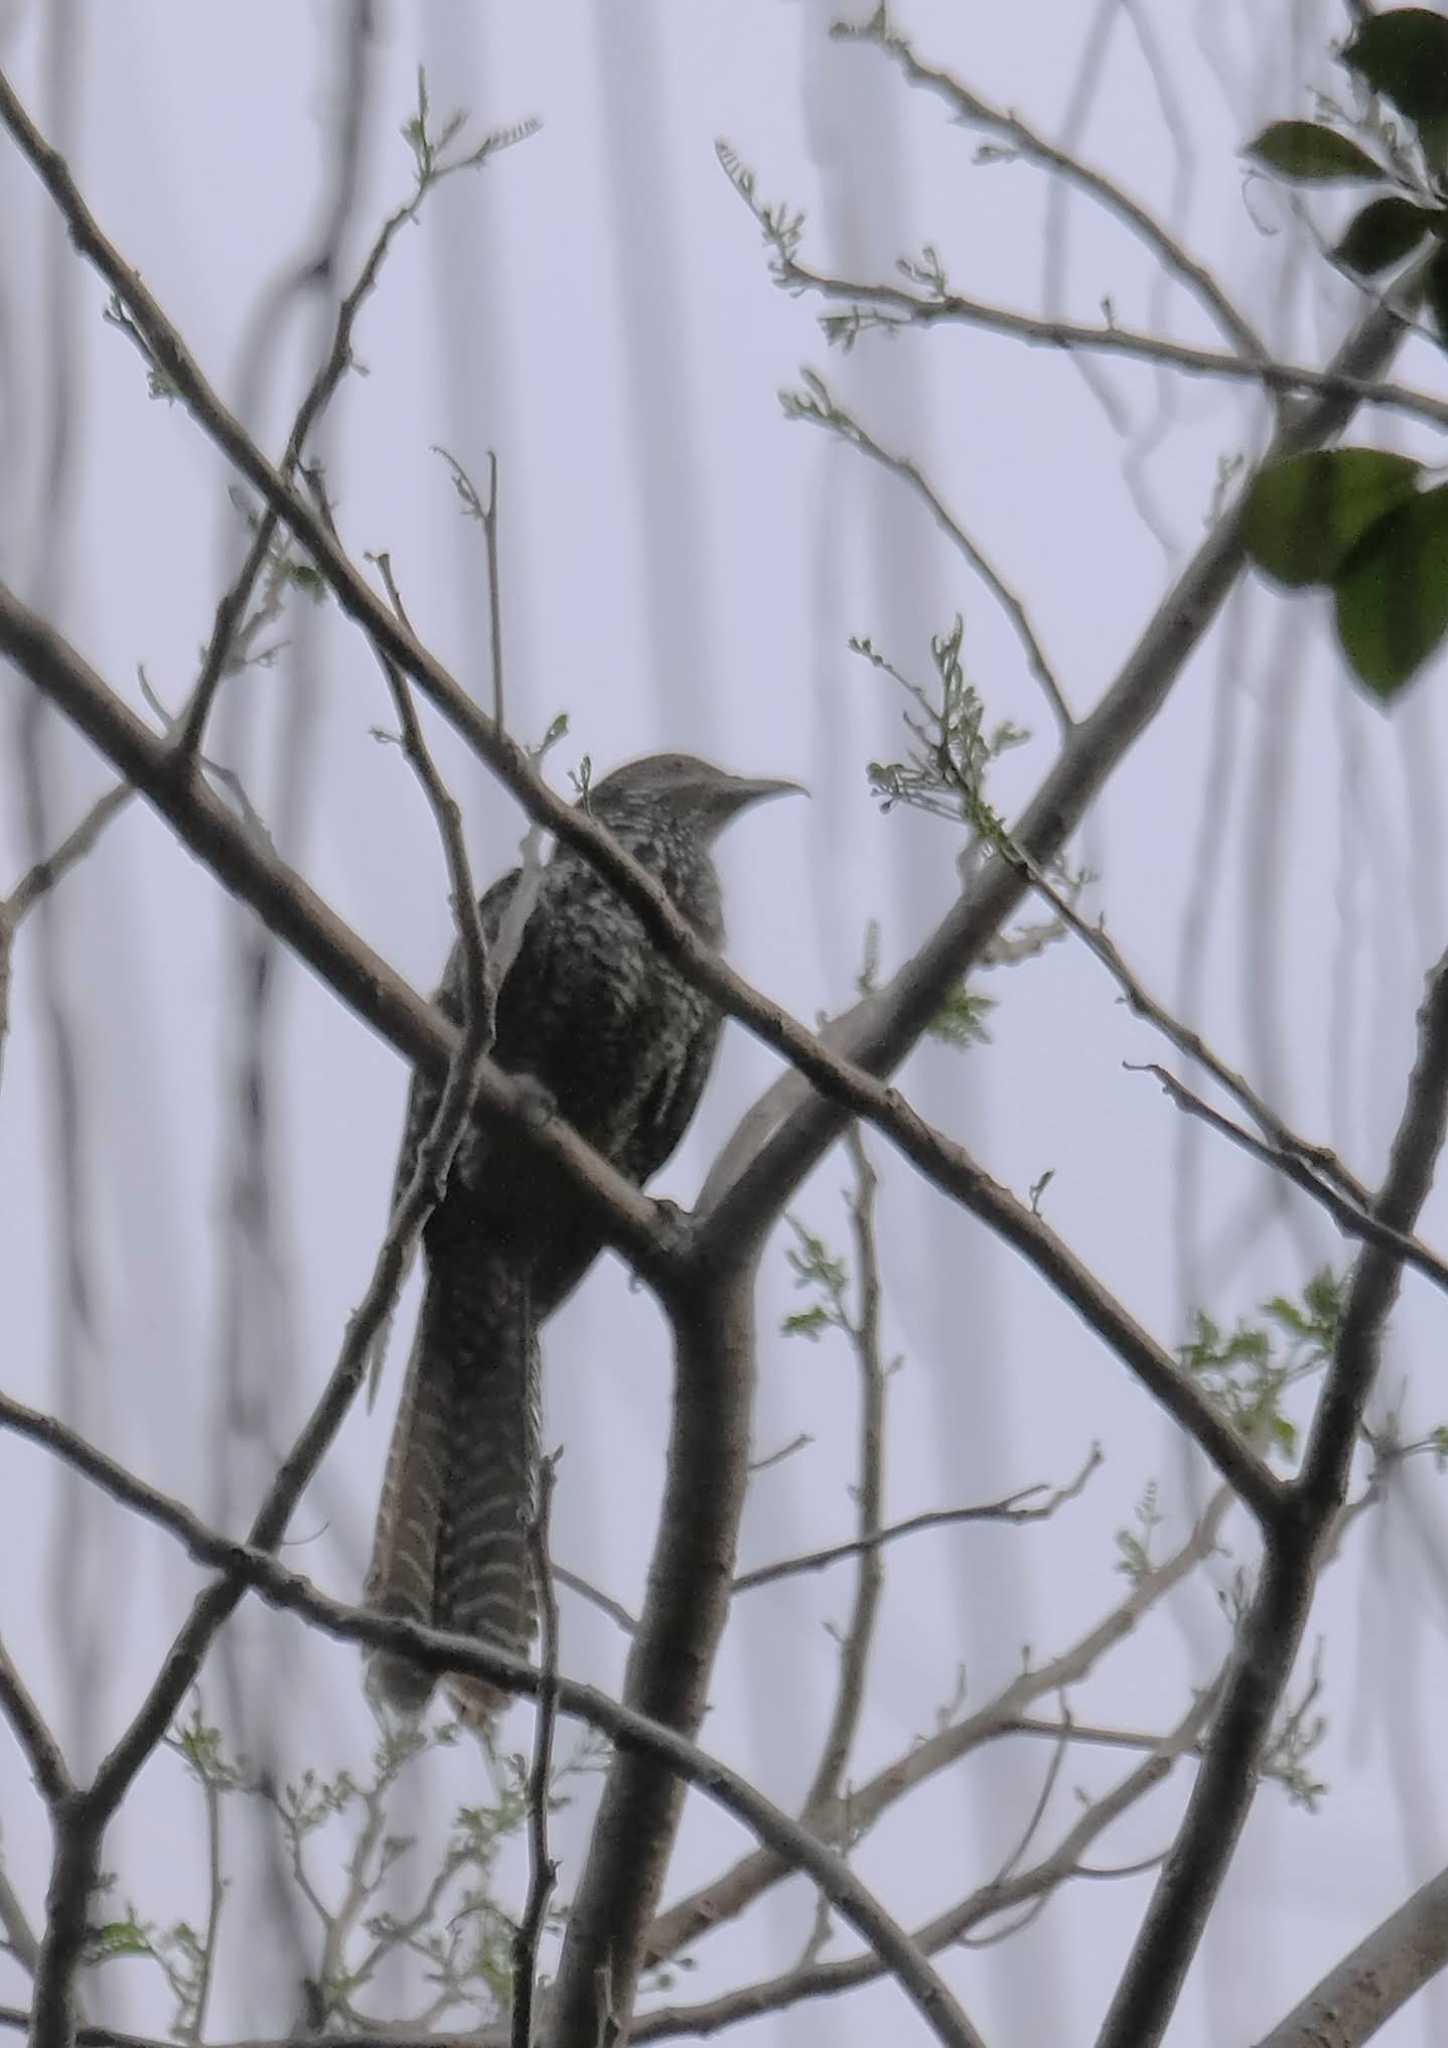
365;1256;540;1728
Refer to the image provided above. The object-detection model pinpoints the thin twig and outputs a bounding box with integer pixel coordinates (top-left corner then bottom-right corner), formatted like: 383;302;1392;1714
0;592;671;1279
0;1638;71;1806
187;1759;225;2044
0;782;133;1085
784;373;1073;731
720;149;1439;431
994;1695;1072;1885
1099;952;1448;2048
177;96;536;760
832;9;1271;371
642;1486;1232;1974
630;1681;1220;2041
0;1393;988;2048
431;446;506;730
0;66;1416;1478
483;454;504;729
551;1567;638;1637
734;1444;1101;1591
513;1452;562;2048
1131;1059;1448;1303
0;1851;40;1979
4;783;132;925
20;821;501;2048
801;1127;887;1816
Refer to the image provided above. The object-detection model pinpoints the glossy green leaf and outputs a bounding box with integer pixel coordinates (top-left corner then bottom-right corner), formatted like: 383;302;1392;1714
1244;449;1423;588
1333;194;1435;274
1419;111;1448;174
1344;9;1448;123
1333;485;1448;699
1425;242;1448;351
1244;120;1387;182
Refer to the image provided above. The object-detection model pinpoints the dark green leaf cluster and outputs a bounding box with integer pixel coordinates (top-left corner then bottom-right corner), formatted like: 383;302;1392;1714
1243;13;1448;699
1244;448;1448;700
1246;9;1448;303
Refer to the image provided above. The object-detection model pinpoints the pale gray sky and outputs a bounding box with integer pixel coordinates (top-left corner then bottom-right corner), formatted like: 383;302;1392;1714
4;3;1448;2043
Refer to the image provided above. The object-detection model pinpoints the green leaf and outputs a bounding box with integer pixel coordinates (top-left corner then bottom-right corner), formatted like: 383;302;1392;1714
928;983;996;1050
1332;485;1448;698
1344;9;1448;124
1425;242;1448;351
1244;120;1386;183
1245;449;1423;588
1418;111;1448;176
87;1920;153;1961
1333;195;1435;275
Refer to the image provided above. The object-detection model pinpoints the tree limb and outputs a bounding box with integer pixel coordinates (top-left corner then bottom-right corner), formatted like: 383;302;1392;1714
0;1393;987;2048
1097;952;1448;2048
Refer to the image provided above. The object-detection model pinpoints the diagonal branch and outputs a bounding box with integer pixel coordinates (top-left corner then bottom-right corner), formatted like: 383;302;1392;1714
0;587;670;1285
0;1393;987;2048
1253;1860;1448;2047
540;1265;768;2047
801;1126;887;1817
703;273;1415;1238
0;65;1421;1362
23;825;504;2048
643;1485;1233;1972
176;88;535;761
0;1639;72;1807
834;7;1272;371
0;588;1279;1520
1097;951;1448;2048
630;1681;1218;2041
781;253;1448;432
785;372;1073;730
1133;1060;1448;1301
733;1443;1100;1592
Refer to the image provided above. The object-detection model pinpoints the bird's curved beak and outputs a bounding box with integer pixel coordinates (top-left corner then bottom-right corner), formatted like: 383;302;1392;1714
722;774;809;812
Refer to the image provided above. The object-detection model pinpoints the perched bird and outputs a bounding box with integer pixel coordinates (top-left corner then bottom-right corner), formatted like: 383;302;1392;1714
366;753;800;1725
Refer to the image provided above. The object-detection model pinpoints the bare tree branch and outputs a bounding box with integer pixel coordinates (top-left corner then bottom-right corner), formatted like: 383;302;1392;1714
0;1395;988;2048
540;1268;778;2047
643;1486;1233;1973
1132;1060;1448;1302
784;373;1074;731
20;811;506;2048
702;261;1415;1240
0;1639;71;1807
834;6;1272;371
1098;952;1448;2048
176;83;536;761
512;1451;561;2048
1254;1861;1448;2048
0;782;131;1085
0;74;1420;1551
770;245;1446;432
800;1127;887;1817
629;1681;1218;2041
0;587;671;1282
0;1848;40;1979
0;587;1280;1521
733;1443;1101;1591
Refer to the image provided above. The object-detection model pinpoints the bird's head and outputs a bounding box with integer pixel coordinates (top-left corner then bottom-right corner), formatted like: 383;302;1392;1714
586;752;805;842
